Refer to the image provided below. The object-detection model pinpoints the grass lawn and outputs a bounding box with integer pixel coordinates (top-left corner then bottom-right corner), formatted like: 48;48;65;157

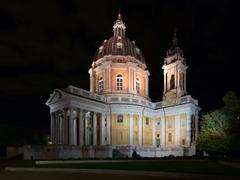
12;160;240;176
0;171;166;180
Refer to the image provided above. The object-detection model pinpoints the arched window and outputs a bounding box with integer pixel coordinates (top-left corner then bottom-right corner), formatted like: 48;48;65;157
116;74;123;90
99;76;104;92
136;78;140;93
170;74;175;89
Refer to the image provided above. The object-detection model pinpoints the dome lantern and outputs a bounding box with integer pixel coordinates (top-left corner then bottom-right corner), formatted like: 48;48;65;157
113;10;126;37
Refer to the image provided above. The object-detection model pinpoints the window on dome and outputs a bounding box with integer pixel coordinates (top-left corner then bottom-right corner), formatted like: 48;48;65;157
116;74;123;90
117;115;123;123
116;42;123;48
136;78;140;94
99;76;104;92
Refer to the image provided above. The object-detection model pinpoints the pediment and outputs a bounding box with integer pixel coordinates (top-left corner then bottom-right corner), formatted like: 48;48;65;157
46;89;65;106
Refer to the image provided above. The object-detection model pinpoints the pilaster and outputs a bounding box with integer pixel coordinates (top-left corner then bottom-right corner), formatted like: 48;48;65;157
139;114;143;146
93;112;97;145
129;113;133;145
79;109;84;145
101;113;105;145
106;113;111;145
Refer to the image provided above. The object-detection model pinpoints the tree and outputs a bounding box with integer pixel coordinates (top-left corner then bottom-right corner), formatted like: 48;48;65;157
197;91;240;157
197;110;231;156
222;91;240;156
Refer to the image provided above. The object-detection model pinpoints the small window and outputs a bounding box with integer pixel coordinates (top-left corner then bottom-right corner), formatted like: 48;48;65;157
167;120;172;129
117;115;123;123
136;78;140;93
116;74;123;90
182;139;186;145
145;118;149;125
168;133;172;142
99;77;104;92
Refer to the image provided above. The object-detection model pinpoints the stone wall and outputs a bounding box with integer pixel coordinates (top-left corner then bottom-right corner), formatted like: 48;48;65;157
7;145;195;160
7;146;23;159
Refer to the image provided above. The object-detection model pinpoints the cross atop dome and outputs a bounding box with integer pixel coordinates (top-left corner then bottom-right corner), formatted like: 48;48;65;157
118;9;122;20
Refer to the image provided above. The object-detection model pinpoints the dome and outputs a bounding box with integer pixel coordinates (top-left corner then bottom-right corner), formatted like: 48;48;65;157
93;12;145;64
93;36;145;63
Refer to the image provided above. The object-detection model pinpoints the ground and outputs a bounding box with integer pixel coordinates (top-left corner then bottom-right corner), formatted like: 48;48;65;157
1;159;240;180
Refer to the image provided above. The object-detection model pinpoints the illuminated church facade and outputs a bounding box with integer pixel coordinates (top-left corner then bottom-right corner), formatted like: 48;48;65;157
46;13;199;158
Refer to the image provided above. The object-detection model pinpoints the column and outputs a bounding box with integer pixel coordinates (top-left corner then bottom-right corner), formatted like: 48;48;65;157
62;109;67;144
56;112;59;144
61;111;65;144
106;113;111;145
101;113;105;145
138;114;142;146
64;109;69;144
178;70;181;89
50;113;54;144
184;72;186;92
79;109;84;145
160;111;165;147
73;118;77;145
93;112;97;145
129;113;133;145
186;113;191;146
69;108;74;145
163;71;166;93
53;112;57;144
89;68;93;93
109;64;111;91
176;66;178;90
145;76;149;96
59;113;63;144
175;114;180;146
195;114;199;141
85;113;88;145
128;67;130;93
133;71;136;91
152;119;156;147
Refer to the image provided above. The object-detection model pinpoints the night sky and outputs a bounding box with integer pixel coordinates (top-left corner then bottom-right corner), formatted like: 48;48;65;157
0;0;239;143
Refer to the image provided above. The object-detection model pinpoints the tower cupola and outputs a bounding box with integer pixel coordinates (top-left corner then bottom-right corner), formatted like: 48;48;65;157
162;32;187;102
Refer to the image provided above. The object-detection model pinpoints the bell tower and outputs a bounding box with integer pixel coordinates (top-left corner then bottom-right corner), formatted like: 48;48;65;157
162;32;187;102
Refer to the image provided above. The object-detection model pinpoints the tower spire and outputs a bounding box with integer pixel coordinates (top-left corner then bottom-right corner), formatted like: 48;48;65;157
172;30;178;47
166;29;184;59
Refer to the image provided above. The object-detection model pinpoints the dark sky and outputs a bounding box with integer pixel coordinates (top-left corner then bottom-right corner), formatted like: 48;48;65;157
0;0;239;139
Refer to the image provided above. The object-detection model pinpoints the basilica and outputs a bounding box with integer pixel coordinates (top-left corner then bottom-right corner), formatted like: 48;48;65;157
44;13;200;159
